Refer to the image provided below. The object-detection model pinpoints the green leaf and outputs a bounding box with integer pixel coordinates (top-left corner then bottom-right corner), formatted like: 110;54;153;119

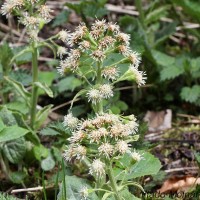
57;175;99;200
155;22;177;46
41;151;56;171
180;85;200;104
122;152;161;180
191;57;200;79
6;101;29;115
34;82;53;97
52;10;70;27
0;42;13;73
120;189;141;200
0;126;30;143
12;46;32;65
10;171;27;184
33;144;49;161
4;76;31;104
56;76;82;93
173;0;200;19
2;137;26;164
152;50;175;67
0;106;17;126
145;5;170;25
38;71;56;86
35;105;53;130
160;65;184;81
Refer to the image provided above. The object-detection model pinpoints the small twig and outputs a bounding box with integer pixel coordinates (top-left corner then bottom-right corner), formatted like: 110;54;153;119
165;167;198;173
51;98;80;112
177;113;200;120
11;186;53;194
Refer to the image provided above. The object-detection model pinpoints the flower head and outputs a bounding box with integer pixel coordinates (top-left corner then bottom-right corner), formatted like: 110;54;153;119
87;88;102;104
116;140;129;154
131;150;143;162
39;4;53;22
102;67;119;81
63;113;79;130
79;186;89;200
58;30;69;42
57;46;67;58
98;143;114;158
91;50;105;61
89;159;105;178
99;84;113;99
130;67;146;86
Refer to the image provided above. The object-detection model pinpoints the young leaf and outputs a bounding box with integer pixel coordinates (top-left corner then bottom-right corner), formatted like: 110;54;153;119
34;82;53;98
2;137;26;164
52;10;70;27
0;42;13;73
4;76;31;105
145;5;170;25
41;151;56;171
180;85;200;103
34;105;53;130
57;175;99;200
0;126;30;143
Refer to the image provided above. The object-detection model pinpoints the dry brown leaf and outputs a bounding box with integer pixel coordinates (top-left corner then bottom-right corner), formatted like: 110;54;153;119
158;176;200;193
144;109;172;132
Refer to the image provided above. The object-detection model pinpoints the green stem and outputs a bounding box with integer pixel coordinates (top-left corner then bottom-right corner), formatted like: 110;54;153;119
30;43;39;130
107;164;122;200
96;62;103;114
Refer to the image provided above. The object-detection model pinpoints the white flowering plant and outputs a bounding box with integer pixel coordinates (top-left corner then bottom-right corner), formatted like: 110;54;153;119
0;0;68;183
57;20;161;200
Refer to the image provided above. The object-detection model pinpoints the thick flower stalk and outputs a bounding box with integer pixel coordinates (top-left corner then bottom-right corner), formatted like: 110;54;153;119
58;19;146;200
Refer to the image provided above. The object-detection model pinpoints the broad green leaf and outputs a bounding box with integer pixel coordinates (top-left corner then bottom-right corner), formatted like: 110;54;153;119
4;76;31;104
56;76;82;93
57;175;99;200
52;10;70;27
34;82;53;98
41;151;56;171
34;104;53;130
145;5;170;25
33;144;49;161
10;69;32;86
12;46;32;65
6;101;29;115
10;171;27;184
126;152;161;179
2;137;26;164
40;127;60;136
160;65;184;81
180;85;200;103
152;50;175;67
0;106;17;126
0;126;30;143
38;71;56;86
173;0;200;19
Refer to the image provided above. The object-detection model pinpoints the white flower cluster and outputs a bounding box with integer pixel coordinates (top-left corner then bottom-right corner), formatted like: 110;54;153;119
87;84;113;104
63;112;141;178
57;19;146;87
1;0;53;39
